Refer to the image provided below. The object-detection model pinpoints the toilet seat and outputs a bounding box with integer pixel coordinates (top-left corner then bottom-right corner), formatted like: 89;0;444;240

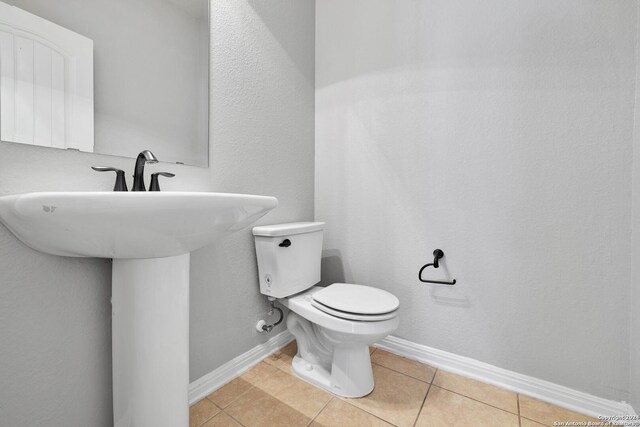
311;283;399;321
281;287;399;334
311;300;398;321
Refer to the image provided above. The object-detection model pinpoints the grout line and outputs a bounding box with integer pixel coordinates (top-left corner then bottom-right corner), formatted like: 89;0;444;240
374;348;521;425
191;399;221;427
271;361;296;376
370;360;432;385
206;362;282;410
305;396;334;426
518;394;522;427
222;409;248;427
207;384;256;411
340;398;400;426
197;414;216;427
412;369;435;427
431;384;520;416
520;416;547;426
430;367;438;384
203;410;225;427
428;365;521;416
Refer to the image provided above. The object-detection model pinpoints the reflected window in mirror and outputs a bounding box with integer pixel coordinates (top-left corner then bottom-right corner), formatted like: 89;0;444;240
0;0;209;167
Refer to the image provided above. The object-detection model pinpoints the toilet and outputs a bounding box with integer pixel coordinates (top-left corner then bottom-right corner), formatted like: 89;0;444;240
252;222;399;398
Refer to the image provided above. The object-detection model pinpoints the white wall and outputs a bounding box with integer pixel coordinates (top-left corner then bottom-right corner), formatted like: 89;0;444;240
0;1;315;425
316;0;636;403
5;0;209;166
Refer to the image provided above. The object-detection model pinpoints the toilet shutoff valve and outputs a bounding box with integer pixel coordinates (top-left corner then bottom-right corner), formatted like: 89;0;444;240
255;300;284;333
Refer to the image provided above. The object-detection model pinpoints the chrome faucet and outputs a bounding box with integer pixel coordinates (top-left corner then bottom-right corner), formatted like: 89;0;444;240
132;150;159;191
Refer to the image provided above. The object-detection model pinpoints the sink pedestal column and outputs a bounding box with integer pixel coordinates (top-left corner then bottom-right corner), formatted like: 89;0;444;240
112;253;190;427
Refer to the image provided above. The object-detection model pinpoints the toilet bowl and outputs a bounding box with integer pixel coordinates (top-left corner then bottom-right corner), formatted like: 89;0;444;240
282;285;399;397
253;222;400;398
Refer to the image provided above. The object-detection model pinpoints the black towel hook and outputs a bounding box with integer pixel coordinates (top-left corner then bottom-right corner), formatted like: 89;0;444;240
419;249;456;285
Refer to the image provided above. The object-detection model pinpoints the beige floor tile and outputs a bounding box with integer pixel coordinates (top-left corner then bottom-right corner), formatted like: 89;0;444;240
519;395;600;426
264;340;298;373
190;398;221;427
310;398;393;427
241;361;280;384
371;349;436;383
432;370;518;414
520;418;547;427
415;386;519;427
201;412;242;427
254;367;332;418
207;362;279;408
282;340;298;357
206;377;254;409
346;364;430;427
225;386;311;427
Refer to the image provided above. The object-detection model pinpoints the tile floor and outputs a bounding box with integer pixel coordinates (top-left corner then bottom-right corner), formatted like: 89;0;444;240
190;341;599;427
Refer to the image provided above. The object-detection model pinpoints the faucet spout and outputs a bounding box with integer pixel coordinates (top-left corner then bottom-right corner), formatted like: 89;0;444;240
132;150;158;191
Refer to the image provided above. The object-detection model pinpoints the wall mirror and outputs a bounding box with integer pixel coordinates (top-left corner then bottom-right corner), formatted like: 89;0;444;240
0;0;209;167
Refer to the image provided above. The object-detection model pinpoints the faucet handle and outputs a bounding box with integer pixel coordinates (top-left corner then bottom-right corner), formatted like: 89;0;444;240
92;166;128;192
149;172;175;192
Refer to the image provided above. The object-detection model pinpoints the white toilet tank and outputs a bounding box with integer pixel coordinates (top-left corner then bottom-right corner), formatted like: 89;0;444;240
252;222;325;298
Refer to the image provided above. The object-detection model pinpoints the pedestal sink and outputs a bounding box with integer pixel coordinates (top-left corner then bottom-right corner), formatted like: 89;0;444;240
0;191;278;427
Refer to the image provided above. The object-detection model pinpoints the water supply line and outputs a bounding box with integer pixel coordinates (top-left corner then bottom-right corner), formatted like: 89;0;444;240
255;299;284;333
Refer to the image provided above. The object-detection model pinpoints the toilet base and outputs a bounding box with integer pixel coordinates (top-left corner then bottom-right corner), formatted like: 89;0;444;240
279;287;399;398
291;352;375;398
287;312;378;398
291;356;334;394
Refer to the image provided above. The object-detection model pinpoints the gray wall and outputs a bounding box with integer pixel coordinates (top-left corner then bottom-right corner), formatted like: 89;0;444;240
632;5;640;412
315;0;635;403
5;0;209;166
190;0;315;381
0;1;315;425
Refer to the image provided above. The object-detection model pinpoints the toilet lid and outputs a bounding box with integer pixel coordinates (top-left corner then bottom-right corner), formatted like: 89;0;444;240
312;283;399;315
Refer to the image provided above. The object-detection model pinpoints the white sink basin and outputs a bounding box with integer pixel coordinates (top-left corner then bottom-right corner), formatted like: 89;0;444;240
0;191;278;259
0;190;278;427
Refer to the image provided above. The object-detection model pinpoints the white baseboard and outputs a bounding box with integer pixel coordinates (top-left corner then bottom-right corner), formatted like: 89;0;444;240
188;330;294;405
376;335;637;418
188;330;636;418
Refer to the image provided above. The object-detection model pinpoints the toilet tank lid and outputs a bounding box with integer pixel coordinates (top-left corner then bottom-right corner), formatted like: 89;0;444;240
252;222;325;237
